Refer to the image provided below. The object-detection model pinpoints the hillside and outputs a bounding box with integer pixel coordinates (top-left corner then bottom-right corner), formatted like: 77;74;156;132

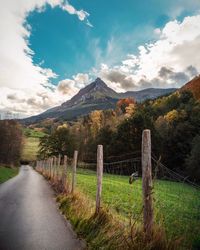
22;78;176;124
181;75;200;100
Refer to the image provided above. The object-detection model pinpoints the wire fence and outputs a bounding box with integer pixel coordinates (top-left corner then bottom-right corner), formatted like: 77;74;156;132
36;130;200;249
151;156;200;247
77;155;143;224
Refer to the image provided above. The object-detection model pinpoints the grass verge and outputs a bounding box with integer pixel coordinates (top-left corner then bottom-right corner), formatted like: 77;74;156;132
0;166;18;184
38;169;178;250
37;166;199;249
57;191;179;250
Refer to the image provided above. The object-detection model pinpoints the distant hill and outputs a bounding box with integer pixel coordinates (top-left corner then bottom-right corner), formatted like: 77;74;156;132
181;75;200;100
22;78;176;124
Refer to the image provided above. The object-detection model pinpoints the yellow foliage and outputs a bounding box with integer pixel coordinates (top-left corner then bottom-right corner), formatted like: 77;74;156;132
125;103;135;117
164;110;179;123
57;123;68;130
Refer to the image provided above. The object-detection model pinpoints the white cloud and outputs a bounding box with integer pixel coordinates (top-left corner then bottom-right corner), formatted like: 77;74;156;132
99;14;200;92
0;0;92;117
57;73;89;95
61;1;92;26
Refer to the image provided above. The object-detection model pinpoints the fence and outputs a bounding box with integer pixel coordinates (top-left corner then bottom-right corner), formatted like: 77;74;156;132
36;129;200;248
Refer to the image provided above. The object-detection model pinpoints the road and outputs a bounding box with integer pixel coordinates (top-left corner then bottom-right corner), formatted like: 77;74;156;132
0;165;83;250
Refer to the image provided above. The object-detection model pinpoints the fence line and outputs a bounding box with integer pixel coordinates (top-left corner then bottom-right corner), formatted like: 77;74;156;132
151;156;200;189
36;129;200;248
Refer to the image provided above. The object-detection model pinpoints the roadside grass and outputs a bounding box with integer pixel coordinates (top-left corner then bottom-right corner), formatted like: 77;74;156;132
0;166;18;184
57;192;175;250
38;167;183;249
74;168;200;249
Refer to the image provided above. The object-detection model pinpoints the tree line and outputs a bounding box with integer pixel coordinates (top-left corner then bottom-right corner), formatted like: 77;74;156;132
38;90;200;182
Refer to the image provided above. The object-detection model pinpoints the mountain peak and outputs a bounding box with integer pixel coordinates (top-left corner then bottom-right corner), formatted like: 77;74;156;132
61;77;118;108
22;77;177;124
95;77;102;82
95;77;103;82
93;77;107;87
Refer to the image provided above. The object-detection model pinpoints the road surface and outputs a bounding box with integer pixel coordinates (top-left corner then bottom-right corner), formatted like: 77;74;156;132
0;165;83;250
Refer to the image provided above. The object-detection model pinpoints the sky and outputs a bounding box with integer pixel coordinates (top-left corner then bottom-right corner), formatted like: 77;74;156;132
1;0;200;117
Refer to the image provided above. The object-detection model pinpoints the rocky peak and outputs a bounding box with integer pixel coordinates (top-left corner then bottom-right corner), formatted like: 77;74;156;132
93;77;107;87
61;77;118;108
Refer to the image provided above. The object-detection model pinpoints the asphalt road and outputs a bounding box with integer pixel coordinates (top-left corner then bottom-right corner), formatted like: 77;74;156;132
0;165;83;250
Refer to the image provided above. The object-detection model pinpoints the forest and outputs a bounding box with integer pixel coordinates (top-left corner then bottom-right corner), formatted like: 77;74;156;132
38;89;200;183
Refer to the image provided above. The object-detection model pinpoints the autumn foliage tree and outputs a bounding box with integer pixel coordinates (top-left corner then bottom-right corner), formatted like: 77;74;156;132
181;75;200;100
36;88;200;182
0;120;23;166
117;97;136;113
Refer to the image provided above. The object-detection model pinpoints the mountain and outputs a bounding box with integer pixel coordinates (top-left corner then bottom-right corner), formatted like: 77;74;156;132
61;77;119;108
181;75;200;100
119;88;177;100
22;78;176;124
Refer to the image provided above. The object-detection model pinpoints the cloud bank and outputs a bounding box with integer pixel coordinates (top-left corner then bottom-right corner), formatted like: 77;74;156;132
0;0;92;116
99;15;200;92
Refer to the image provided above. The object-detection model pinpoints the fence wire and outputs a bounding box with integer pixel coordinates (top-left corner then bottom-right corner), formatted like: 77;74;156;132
151;156;200;247
36;151;200;249
76;154;200;248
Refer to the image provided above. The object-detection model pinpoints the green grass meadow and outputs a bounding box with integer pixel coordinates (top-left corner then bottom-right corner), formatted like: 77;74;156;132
21;128;45;162
22;137;40;162
75;168;200;248
0;166;18;184
23;127;46;138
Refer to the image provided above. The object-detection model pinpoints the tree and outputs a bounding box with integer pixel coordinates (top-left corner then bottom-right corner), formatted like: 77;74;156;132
96;126;115;160
117;98;136;114
0;120;23;166
112;109;155;156
38;125;75;159
185;135;200;183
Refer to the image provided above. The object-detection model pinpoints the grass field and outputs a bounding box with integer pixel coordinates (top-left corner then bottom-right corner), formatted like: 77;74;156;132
22;137;40;161
74;168;200;248
23;127;46;138
21;127;45;162
0;166;18;184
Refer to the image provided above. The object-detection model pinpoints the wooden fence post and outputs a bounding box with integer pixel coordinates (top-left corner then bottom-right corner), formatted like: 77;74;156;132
50;157;53;179
142;129;153;238
57;154;61;180
47;158;50;177
95;145;103;214
62;155;67;190
71;151;78;194
53;156;57;180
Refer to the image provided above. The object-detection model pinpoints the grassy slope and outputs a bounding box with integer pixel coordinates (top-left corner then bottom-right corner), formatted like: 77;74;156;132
23;127;46;138
75;168;200;248
21;128;45;161
22;137;40;161
0;166;18;184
